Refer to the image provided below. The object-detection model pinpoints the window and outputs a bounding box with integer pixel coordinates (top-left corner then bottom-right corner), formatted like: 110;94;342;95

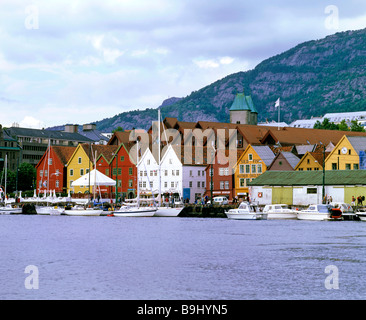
128;180;133;187
198;170;200;176
345;163;351;170
220;168;225;175
106;169;109;176
120;156;125;162
45;170;48;177
224;168;229;176
164;182;168;188
239;178;245;187
307;159;310;164
354;163;359;170
298;168;303;171
332;163;337;170
251;164;256;174
307;168;312;171
257;164;262;174
189;170;192;177
245;164;250;174
147;159;150;165
349;149;351;155
176;170;179;176
225;181;229;189
202;181;205;188
78;157;82;164
118;168;122;175
143;181;146;188
171;182;174;188
197;181;200;188
248;154;253;161
189;181;192;188
150;170;153;176
307;188;317;194
239;165;244;174
164;170;168;176
70;169;73;176
40;170;43;177
220;181;224;189
80;169;84;176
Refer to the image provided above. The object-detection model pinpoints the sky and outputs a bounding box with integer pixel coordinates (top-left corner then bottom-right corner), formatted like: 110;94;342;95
1;0;366;129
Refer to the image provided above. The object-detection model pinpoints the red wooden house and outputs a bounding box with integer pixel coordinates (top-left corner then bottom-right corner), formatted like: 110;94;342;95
204;149;243;202
36;145;76;195
96;143;137;200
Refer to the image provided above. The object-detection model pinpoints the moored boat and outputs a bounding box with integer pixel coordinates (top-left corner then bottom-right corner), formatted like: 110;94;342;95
64;205;103;216
36;205;65;216
112;206;156;217
154;206;183;217
297;204;333;221
355;208;366;221
0;204;22;215
262;204;297;219
225;202;267;220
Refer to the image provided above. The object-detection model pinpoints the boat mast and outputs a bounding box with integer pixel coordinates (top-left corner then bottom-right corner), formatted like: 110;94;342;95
137;139;140;208
158;109;161;206
4;154;7;200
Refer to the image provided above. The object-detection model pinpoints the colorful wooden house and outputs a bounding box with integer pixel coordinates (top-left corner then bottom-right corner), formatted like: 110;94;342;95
96;143;137;200
36;145;76;194
233;145;275;200
324;135;366;171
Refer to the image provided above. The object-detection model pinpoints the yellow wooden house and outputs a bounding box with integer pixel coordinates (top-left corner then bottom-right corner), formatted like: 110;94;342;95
324;135;366;171
295;151;329;171
66;144;94;194
234;144;275;199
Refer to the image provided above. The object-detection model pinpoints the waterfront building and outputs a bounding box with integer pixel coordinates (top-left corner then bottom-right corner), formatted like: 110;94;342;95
96;143;137;200
36;145;76;194
248;170;366;206
0;125;21;173
233;145;275;200
204;149;242;202
324;135;366;171
295;151;330;171
267;151;300;171
65;143;115;195
5;125;93;167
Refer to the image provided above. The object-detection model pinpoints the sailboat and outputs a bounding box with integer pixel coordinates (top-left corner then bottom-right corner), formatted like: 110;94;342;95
154;109;183;217
36;141;64;215
112;140;156;217
0;154;22;214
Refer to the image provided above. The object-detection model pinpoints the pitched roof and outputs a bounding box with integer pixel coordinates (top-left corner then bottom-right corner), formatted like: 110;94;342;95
229;93;251;111
251;145;275;166
248;170;366;186
6;126;93;142
347;136;366;154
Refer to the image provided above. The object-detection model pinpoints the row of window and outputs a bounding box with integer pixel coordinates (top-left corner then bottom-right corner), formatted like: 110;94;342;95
239;163;263;174
331;163;359;170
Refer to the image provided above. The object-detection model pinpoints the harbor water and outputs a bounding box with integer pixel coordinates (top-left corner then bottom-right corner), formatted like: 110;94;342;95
0;215;365;300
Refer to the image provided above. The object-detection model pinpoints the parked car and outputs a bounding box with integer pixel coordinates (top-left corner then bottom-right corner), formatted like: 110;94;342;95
211;196;229;205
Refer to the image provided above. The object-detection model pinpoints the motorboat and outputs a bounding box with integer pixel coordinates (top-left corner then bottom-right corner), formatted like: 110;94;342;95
225;202;267;220
262;204;297;219
154;206;183;217
112;205;157;217
330;202;358;220
355;207;366;221
36;205;65;216
64;205;103;216
0;204;23;215
297;204;334;221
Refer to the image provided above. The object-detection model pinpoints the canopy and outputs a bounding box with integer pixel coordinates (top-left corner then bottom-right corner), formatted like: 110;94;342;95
71;169;116;187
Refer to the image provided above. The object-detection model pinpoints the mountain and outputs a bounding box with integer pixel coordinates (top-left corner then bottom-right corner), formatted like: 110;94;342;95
95;28;366;131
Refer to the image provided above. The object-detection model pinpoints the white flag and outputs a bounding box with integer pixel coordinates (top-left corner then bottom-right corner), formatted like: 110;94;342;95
275;98;280;108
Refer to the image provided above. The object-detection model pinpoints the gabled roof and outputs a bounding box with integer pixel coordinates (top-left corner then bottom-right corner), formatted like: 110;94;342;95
36;145;76;169
347;136;366;154
248;170;366;186
251;145;276;166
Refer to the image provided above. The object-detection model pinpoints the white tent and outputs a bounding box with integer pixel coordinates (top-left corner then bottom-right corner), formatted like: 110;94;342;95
71;169;116;187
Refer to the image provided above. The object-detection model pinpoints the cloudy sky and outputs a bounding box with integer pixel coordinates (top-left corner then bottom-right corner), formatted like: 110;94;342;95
1;0;366;129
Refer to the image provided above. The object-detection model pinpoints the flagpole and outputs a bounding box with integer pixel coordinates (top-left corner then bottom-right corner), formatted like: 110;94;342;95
278;101;280;131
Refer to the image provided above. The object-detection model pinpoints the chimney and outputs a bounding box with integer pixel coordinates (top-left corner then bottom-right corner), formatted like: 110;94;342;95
64;124;79;133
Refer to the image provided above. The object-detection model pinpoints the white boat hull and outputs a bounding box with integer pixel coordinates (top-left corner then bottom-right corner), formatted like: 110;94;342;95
297;212;329;221
267;212;297;219
357;213;366;221
65;209;103;216
113;207;156;217
226;212;267;220
36;206;65;215
0;206;22;214
154;207;183;217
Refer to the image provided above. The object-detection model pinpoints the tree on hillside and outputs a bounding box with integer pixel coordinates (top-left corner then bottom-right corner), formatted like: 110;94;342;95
350;120;365;132
313;118;365;132
112;126;124;133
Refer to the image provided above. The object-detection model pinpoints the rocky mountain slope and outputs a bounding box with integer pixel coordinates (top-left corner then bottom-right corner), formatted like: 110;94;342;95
95;28;366;131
